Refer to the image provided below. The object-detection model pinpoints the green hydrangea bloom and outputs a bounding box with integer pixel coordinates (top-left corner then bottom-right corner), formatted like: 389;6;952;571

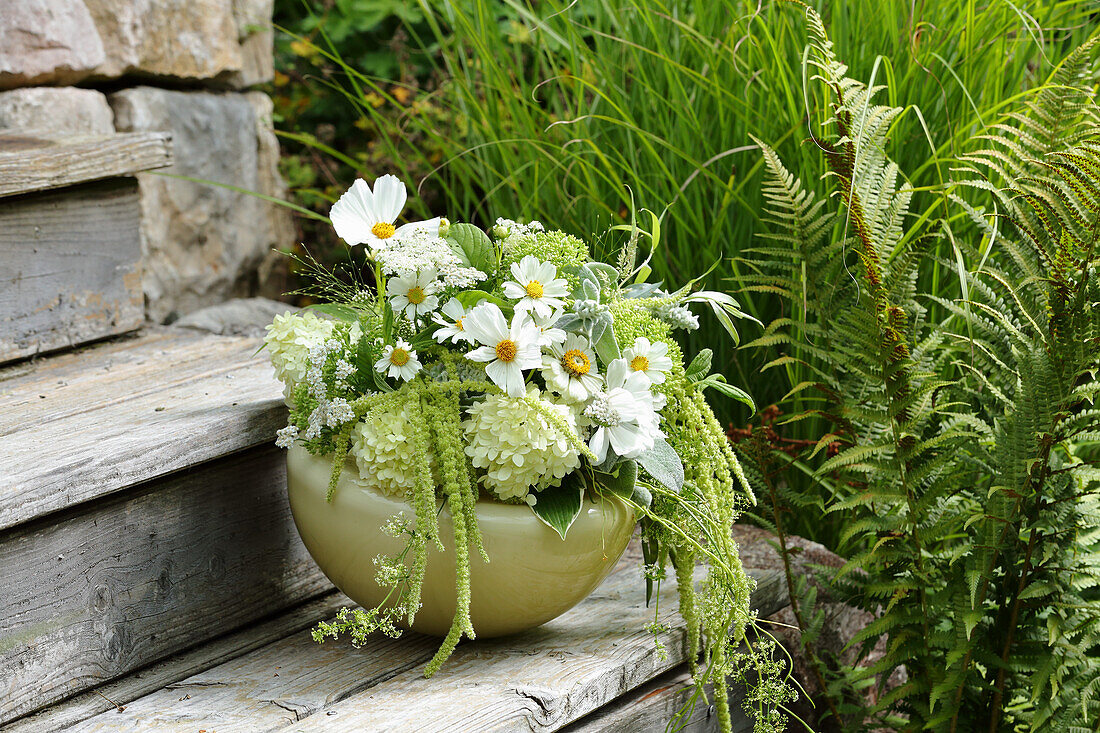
501;229;590;290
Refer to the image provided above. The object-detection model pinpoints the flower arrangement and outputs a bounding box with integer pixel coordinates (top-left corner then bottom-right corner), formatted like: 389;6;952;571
266;174;784;731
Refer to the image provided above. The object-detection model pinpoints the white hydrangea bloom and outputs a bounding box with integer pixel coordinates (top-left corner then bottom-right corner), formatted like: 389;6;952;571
264;311;337;391
350;405;435;497
463;387;582;500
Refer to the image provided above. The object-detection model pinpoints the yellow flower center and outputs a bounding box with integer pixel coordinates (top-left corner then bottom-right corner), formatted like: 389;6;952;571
562;349;591;377
390;348;410;366
525;280;544;298
495;339;518;362
372;222;396;239
630;355;650;372
407;286;426;305
455;318;464;331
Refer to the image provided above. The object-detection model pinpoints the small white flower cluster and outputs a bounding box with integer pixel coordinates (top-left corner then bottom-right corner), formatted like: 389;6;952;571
492;217;544;242
375;230;487;290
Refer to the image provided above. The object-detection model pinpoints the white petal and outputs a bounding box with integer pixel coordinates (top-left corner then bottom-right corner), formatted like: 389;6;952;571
484;358;509;389
466;346;497;363
502;281;526;300
371;174;408;222
589;428;609;463
464;303;510;345
606;359;628;388
394;217;441;240
329;178;378;245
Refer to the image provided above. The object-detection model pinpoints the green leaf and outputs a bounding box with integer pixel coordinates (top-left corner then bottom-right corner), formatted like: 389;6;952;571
452;289;513;315
698;374;756;414
592;460;638;496
593;323;621;363
530;473;584;540
635;436;684;492
685;349;713;382
445;223;496;273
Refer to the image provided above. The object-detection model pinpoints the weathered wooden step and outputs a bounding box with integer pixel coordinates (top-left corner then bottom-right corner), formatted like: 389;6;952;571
0;327;322;724
10;540;787;732
0;130;171;364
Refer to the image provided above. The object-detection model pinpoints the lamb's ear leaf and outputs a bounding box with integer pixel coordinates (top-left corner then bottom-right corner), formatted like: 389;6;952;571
445;223;496;273
594;322;621;363
635;436;684;492
529;473;584;541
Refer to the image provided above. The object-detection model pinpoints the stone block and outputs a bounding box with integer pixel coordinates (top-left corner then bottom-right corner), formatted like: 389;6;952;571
0;0;106;89
83;0;273;87
0;87;114;134
110;87;292;322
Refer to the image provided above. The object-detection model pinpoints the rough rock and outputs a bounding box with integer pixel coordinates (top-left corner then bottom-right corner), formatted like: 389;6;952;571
85;0;245;86
172;297;296;337
233;0;275;86
110;87;293;323
0;87;114;134
0;0;106;89
244;91;295;300
731;524;895;731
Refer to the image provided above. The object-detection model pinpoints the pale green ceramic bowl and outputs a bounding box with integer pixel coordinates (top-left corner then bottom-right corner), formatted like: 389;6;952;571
286;445;635;638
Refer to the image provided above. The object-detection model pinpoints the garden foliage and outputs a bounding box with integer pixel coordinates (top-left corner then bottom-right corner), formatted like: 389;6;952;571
738;8;1100;729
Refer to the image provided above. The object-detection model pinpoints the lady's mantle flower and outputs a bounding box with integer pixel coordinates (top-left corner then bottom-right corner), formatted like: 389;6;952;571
584;359;660;463
502;255;569;319
432;298;472;344
329;174;440;250
622;337;674;384
462;303;543;397
387;268;439;321
463;386;581;500
541;333;603;403
375;340;422;382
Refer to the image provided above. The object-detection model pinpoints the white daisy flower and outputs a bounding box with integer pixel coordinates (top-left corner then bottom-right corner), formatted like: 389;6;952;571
502;255;569;319
387;268;440;321
432;298;473;344
375;340;422;382
463;302;543;397
329;174;440;251
622;337;674;384
541;333;603;403
584;359;661;463
528;307;567;348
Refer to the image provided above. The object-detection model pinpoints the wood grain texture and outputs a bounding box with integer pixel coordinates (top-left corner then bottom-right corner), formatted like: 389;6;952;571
0;132;171;197
0;179;144;364
67;547;786;733
562;664;752;733
0;328;286;532
0;445;333;725
1;592;351;733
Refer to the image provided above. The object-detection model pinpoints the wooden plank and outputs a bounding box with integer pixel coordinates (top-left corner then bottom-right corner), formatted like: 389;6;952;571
562;664;751;733
65;547;787;732
0;328;286;532
0;445;333;725
0;592;351;733
0;179;144;364
0;132;171;197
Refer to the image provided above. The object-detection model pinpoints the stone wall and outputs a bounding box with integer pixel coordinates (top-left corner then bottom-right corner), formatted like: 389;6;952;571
0;0;292;323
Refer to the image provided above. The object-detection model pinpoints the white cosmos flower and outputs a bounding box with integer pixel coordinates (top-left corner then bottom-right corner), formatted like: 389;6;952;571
584;359;661;463
432;298;473;344
375;340;421;381
529;306;567;347
387;268;439;321
622;337;674;384
541;333;603;403
463;302;543;397
329;174;441;251
502;255;569;319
